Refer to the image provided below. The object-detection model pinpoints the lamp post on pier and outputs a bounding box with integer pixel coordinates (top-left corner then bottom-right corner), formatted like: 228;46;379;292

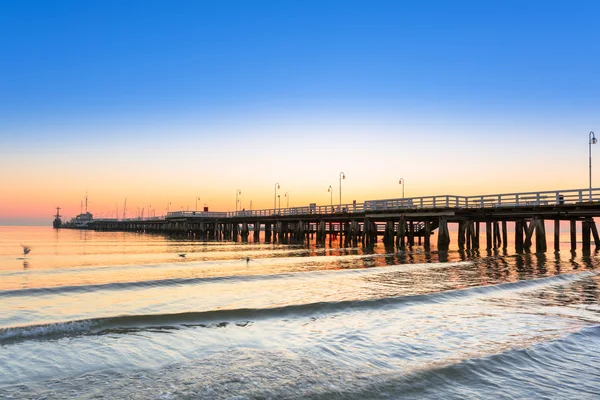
274;183;280;213
235;189;242;213
399;178;405;199
284;192;289;208
590;131;597;202
339;172;345;210
278;194;281;212
196;197;201;212
328;185;333;209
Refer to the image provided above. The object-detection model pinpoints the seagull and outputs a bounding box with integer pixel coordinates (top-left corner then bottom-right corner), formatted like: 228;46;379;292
178;253;186;258
21;244;31;257
243;256;260;266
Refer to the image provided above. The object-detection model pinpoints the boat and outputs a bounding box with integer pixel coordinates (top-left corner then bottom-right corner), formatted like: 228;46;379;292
61;192;94;229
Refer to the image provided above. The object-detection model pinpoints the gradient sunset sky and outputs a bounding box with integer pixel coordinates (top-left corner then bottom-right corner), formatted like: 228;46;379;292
1;0;599;225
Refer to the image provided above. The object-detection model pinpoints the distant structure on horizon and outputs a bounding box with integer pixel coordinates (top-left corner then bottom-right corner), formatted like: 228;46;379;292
53;206;62;229
57;192;95;229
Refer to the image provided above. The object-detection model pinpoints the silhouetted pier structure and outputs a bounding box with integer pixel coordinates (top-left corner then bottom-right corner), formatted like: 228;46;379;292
84;188;600;254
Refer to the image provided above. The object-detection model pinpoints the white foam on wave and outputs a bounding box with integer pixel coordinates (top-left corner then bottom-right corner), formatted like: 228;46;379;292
0;319;95;342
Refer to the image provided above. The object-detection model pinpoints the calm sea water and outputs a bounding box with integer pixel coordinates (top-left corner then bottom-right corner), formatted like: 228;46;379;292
1;226;600;399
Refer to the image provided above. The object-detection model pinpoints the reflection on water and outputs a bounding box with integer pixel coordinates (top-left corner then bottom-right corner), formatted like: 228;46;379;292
1;227;600;400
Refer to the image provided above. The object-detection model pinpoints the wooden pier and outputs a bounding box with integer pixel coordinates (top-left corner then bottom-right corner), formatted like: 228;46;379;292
82;188;600;254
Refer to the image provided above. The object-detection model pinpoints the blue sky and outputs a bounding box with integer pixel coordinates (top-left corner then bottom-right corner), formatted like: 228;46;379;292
1;0;600;224
3;0;599;123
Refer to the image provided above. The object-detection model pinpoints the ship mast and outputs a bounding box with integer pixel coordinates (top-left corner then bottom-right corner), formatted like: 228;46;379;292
55;207;61;218
85;190;88;213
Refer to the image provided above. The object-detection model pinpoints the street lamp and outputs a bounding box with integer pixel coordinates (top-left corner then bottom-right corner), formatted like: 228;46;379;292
235;189;242;213
196;197;201;211
399;178;405;199
278;194;281;211
339;172;345;209
274;182;280;212
284;192;289;208
327;185;333;208
590;131;597;201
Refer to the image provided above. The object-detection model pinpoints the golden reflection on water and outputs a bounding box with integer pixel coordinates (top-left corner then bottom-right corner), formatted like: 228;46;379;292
0;227;599;293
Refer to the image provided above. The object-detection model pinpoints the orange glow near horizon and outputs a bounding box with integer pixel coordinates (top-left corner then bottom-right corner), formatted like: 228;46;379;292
0;115;594;224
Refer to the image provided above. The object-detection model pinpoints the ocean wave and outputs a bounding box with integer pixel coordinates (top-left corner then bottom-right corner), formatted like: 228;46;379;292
314;324;600;399
0;259;472;298
1;271;594;346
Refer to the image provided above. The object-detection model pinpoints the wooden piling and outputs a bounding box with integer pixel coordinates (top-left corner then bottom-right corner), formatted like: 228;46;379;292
408;221;415;247
515;220;524;253
397;218;406;248
582;219;591;254
438;217;450;251
524;218;536;250
570;220;577;251
591;219;600;248
265;223;272;243
257;222;262;242
535;218;547;253
424;219;431;250
457;220;466;249
554;219;560;252
486;221;492;250
501;221;507;250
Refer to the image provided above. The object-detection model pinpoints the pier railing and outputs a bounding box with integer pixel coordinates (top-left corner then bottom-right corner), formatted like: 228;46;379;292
90;188;600;222
214;188;600;219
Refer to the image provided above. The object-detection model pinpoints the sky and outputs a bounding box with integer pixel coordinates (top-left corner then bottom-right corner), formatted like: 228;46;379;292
1;0;599;225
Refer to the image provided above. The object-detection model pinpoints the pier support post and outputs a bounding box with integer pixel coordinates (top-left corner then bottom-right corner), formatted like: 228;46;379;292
570;220;577;252
492;222;499;249
408;221;415;247
591;219;600;248
383;220;394;246
438;217;450;252
524;218;536;250
254;222;261;242
554;219;560;252
582;219;591;255
486;221;492;250
501;221;507;250
424;219;431;250
265;223;272;243
474;221;480;250
535;218;547;253
515;220;524;253
458;220;466;249
397;217;406;248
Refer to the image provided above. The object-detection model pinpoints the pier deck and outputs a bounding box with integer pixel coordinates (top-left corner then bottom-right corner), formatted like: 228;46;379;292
83;188;600;254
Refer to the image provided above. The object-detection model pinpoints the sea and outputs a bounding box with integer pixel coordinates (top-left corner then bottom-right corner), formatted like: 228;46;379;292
1;225;600;399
